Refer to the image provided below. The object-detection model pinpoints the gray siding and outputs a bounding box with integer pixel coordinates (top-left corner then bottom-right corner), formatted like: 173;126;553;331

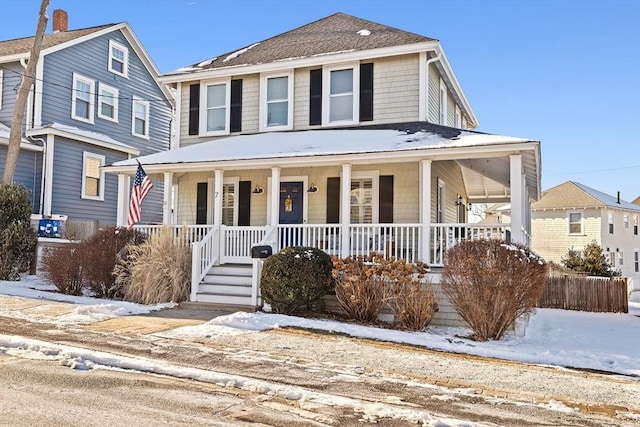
40;30;172;156
0;145;42;213
49;135;162;224
0;62;28;128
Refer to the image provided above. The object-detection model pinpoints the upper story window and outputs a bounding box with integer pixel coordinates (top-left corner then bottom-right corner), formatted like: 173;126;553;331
623;213;630;229
608;211;614;234
108;40;129;78
72;73;94;123
439;78;448;125
568;212;583;234
131;97;150;139
201;80;229;135
81;152;105;200
323;63;358;125
260;73;293;131
97;83;118;122
634;250;639;273
634;215;638;235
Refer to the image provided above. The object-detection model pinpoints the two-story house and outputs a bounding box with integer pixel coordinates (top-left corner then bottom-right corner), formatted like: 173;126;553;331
0;9;173;238
530;181;640;296
105;12;542;323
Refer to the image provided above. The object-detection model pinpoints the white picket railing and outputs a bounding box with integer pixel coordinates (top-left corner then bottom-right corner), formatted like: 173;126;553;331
190;225;220;301
274;224;343;255
220;225;268;263
133;224;214;246
347;224;422;262
429;223;511;266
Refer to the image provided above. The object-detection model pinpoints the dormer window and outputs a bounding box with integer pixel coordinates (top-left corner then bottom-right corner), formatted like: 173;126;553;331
109;40;129;77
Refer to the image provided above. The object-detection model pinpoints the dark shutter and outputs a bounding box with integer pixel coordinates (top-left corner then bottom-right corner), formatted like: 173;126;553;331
188;84;200;135
196;182;208;224
309;69;322;125
238;180;251;226
326;177;340;223
359;63;374;122
379;175;394;223
230;79;243;132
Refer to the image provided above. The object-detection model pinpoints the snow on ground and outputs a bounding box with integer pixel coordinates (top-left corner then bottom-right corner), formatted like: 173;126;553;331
2;275;639;377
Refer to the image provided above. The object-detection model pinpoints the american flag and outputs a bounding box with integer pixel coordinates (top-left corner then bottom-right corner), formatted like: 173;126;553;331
127;163;153;231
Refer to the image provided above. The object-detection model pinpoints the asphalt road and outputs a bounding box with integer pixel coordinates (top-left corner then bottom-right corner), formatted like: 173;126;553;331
0;308;638;426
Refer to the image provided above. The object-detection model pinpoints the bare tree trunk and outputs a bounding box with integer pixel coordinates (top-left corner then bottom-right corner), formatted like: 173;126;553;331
3;0;50;185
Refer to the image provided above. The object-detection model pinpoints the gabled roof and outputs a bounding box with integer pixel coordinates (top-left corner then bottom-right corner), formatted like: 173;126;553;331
633;196;640;206
168;12;435;75
532;181;640;212
26;123;139;155
0;24;113;57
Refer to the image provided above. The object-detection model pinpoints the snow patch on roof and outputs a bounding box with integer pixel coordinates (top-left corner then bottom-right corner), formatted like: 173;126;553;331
197;57;217;67
223;43;259;62
312;50;355;57
34;123;137;151
357;29;371;36
574;181;640;211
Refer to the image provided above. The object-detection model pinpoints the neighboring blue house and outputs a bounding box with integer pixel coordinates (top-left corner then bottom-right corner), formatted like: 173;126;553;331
0;9;173;238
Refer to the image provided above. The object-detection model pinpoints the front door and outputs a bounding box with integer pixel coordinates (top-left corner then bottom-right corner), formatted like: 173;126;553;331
279;182;304;247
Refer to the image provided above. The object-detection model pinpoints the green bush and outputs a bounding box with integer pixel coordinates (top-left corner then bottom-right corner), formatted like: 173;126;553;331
260;246;333;314
561;241;619;277
441;239;548;341
41;243;85;296
82;227;147;299
0;184;37;280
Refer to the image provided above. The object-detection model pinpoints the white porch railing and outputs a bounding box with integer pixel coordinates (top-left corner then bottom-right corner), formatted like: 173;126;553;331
274;224;343;255
133;224;214;246
429;223;511;266
190;225;220;301
348;224;422;263
220;225;268;263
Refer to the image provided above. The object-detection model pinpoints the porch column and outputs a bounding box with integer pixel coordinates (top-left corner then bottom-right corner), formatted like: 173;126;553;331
270;167;281;226
116;173;129;227
213;170;223;227
42;134;55;216
419;160;432;262
340;163;352;258
510;154;524;244
162;172;173;224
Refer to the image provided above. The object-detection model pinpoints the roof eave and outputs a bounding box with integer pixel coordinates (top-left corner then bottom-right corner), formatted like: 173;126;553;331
26;127;140;155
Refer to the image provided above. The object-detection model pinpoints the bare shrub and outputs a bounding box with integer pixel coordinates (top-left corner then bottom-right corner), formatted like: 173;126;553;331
332;254;436;328
41;243;85;295
83;227;147;299
115;227;191;304
441;239;548;341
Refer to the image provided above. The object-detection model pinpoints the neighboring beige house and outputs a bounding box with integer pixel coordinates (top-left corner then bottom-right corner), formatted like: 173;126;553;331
104;13;542;324
530;181;640;295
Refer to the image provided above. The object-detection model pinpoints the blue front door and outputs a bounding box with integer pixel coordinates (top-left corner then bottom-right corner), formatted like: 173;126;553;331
279;182;303;247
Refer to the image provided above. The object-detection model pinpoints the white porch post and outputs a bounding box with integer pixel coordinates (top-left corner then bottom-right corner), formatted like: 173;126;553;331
42;134;54;216
510;154;524;244
419;160;432;262
270;167;281;227
213;170;223;227
162;172;173;224
340;164;352;258
116;173;129;227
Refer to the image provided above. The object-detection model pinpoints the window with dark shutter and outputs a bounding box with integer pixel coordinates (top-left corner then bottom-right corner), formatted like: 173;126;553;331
230;79;242;132
238;180;251;226
379;175;393;223
188;84;200;135
359;63;374;122
196;182;208;224
326;177;340;223
309;69;322;125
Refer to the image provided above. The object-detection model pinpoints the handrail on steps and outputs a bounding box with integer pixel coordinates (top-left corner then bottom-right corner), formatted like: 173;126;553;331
190;225;220;301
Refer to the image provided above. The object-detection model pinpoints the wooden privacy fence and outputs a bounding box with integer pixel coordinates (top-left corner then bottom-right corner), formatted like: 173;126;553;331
538;275;628;313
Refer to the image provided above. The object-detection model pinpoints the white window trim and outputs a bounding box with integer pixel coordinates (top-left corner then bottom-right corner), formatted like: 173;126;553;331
634;250;639;273
608;211;615;235
259;71;294;132
97;82;119;122
567;211;584;235
131;96;150;139
623;213;630;229
199;78;231;136
350;170;379;223
322;62;359;126
71;73;95;124
81;151;105;201
222;177;240;226
439;78;448;125
0;69;3;110
618;251;624;266
108;40;129;78
634;215;639;235
437;178;445;223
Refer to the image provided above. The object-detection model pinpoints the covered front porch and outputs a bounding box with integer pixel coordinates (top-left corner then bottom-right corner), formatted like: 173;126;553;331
106;124;541;309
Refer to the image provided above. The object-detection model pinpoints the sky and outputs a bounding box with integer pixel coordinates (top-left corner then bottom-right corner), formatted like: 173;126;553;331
1;274;639;425
1;0;639;200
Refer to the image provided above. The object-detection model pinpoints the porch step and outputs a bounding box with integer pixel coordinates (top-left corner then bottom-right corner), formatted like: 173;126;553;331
196;263;255;307
199;283;251;296
195;293;255;306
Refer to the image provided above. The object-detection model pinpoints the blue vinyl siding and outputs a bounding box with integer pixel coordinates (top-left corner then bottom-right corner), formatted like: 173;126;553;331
40;30;172;157
0;145;42;213
0;63;29;129
49;136;163;224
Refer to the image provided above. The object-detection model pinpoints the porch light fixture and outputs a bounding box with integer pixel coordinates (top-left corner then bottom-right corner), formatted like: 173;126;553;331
252;185;264;195
307;183;318;193
456;194;463;206
467;202;473;212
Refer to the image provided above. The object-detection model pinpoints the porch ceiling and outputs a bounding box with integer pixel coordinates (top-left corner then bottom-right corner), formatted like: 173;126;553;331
458;149;540;203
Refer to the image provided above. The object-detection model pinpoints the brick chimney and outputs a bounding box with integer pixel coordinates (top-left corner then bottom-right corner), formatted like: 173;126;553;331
52;9;68;33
